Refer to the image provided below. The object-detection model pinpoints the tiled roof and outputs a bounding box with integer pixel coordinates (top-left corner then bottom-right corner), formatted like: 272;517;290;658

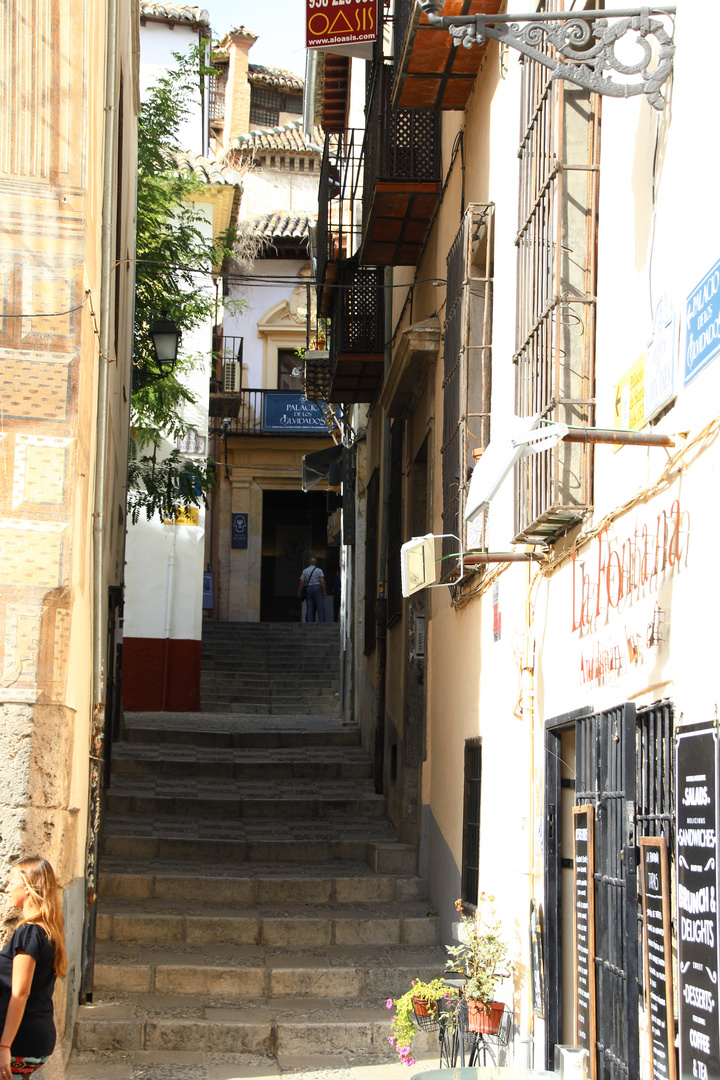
250;211;316;243
229;121;324;156
139;2;210;26
248;65;304;93
176;151;244;186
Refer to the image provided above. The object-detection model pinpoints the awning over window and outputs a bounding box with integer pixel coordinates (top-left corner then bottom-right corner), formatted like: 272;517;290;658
302;444;343;492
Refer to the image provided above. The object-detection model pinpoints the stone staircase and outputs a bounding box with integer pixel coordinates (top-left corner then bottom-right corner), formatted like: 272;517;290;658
200;622;341;714
69;625;442;1076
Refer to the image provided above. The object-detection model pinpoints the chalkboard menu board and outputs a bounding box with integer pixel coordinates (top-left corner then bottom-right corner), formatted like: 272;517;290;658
676;723;720;1080
640;837;676;1080
573;804;596;1078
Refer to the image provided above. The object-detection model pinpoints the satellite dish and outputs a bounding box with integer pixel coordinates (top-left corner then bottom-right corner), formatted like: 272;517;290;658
465;414;568;524
401;534;437;597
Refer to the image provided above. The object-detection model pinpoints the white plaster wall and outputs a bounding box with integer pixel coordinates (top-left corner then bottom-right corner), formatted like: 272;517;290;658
241;169;321;220
124;201;214;643
139;20;206;155
226;259;309;387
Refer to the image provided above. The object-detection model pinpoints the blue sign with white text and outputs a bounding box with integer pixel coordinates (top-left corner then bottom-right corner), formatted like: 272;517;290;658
684;257;720;385
262;392;327;433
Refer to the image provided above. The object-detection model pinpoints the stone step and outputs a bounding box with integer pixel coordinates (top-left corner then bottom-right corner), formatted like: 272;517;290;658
201;703;339;716
92;942;443;997
121;717;359;748
101;831;415;872
95;905;438;949
104;792;386;820
110;747;373;781
98;864;420;904
73;997;437;1056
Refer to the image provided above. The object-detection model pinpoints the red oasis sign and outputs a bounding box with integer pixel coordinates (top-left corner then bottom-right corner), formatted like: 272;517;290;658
571;498;684;633
306;0;377;50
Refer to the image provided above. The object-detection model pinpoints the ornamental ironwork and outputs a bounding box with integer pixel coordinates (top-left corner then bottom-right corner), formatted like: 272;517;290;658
418;5;676;111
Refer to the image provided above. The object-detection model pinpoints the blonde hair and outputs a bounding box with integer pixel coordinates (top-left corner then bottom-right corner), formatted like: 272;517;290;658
12;857;67;979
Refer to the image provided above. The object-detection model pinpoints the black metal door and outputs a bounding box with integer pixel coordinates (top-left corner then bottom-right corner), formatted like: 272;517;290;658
575;704;639;1080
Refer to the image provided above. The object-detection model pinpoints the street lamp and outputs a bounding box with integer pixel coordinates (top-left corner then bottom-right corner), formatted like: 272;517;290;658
150;313;181;371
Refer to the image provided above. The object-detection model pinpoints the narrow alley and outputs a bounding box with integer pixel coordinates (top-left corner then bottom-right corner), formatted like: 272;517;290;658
66;623;442;1079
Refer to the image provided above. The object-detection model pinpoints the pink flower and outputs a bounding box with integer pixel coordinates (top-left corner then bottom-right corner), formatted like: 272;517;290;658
400;1046;410;1058
387;1037;395;1046
406;1059;416;1067
386;999;394;1009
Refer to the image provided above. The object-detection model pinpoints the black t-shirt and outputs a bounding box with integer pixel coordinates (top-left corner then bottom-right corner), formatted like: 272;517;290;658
0;923;57;1057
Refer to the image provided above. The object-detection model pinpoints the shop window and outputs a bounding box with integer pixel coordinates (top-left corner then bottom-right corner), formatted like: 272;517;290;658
440;203;494;578
386;420;405;625
461;739;482;906
364;469;379;654
513;10;600;543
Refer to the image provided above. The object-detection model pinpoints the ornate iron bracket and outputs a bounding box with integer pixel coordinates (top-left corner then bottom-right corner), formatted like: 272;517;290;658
418;5;676;111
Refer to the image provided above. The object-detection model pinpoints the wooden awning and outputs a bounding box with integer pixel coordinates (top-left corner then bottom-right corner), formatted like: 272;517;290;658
393;0;504;111
361;181;441;266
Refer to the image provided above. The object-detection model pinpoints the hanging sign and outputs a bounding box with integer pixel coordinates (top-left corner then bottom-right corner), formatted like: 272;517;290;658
262;393;328;433
675;722;720;1080
306;0;377;51
573;804;597;1079
640;837;676;1080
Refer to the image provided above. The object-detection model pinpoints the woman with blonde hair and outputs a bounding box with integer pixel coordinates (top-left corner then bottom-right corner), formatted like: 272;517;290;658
0;858;66;1079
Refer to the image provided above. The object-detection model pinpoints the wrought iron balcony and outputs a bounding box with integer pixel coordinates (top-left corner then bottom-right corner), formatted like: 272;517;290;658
210;388;331;436
361;61;441;265
393;0;504;111
327;262;385;403
315;130;364;317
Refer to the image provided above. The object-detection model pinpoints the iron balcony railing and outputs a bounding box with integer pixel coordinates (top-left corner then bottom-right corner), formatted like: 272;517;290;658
362;59;441;223
209;388;330;436
393;0;413;71
315;130;364;310
330;260;385;359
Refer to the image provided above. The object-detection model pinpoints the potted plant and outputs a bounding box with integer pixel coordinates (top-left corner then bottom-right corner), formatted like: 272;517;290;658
445;893;512;1034
386;978;456;1065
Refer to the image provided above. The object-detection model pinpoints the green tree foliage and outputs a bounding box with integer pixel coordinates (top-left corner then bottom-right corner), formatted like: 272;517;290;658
129;48;238;523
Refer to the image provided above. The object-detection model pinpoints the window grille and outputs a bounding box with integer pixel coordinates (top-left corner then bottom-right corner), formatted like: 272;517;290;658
387;421;405;625
209;69;227;123
461;739;482;906
513;15;600;544
364;469;379;654
250;86;284;128
441;204;494;578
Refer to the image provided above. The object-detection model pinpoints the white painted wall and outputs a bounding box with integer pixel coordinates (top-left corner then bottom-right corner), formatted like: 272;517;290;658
241;168;321;220
139;19;207;155
226;259;310;387
124;201;215;644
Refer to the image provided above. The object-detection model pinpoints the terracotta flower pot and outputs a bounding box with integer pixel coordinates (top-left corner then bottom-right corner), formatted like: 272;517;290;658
466;999;504;1034
412;996;438;1019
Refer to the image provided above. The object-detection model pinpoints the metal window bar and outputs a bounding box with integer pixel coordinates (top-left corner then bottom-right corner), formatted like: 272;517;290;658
387;420;405;624
441;204;494;578
513;0;599;544
315;130;365;308
575;704;639;1080
364;469;379;654
461;741;482;906
208;73;226;123
635;700;675;1002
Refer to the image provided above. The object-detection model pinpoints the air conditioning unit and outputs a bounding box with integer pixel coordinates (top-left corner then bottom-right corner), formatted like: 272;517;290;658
223;361;241;393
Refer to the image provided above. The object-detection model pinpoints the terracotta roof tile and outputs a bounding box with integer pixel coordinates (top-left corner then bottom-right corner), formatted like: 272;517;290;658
228;120;324;156
250;210;317;242
248;65;304;93
176;151;244;186
139;2;210;26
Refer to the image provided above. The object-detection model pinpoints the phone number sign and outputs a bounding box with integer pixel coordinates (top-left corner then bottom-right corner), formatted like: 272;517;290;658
306;0;377;49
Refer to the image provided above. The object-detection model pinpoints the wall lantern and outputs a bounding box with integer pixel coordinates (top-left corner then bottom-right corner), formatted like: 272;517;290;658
418;4;676;111
150;314;181;371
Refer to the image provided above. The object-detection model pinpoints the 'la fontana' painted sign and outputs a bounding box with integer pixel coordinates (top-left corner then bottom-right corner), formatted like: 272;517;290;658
571;497;684;634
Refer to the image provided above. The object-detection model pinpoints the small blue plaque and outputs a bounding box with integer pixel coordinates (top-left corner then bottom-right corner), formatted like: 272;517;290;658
684;257;720;385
